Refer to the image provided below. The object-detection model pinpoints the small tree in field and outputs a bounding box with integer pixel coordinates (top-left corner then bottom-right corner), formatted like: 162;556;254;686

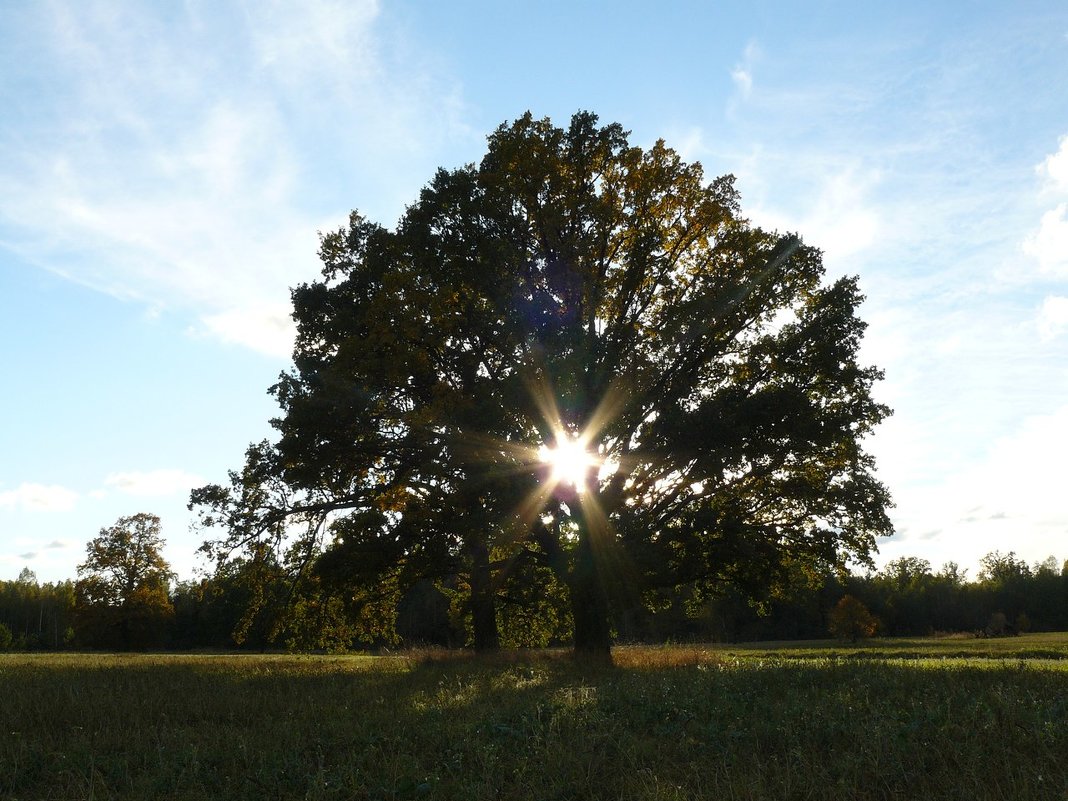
75;513;175;649
829;594;877;642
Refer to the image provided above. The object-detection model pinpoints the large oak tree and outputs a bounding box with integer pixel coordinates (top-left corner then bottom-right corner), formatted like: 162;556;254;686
193;112;892;658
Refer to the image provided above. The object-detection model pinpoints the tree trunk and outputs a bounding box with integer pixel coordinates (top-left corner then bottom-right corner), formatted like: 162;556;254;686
569;519;611;663
468;540;500;652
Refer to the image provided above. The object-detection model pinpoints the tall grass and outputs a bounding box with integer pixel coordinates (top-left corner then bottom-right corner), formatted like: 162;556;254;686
2;635;1066;800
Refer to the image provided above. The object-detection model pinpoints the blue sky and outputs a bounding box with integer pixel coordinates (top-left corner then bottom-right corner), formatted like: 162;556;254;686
2;1;1066;584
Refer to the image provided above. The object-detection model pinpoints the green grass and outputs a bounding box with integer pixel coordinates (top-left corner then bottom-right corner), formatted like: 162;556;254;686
2;635;1066;800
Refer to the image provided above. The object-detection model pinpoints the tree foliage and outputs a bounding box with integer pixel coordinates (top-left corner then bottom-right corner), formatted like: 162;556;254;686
192;111;893;657
75;513;175;649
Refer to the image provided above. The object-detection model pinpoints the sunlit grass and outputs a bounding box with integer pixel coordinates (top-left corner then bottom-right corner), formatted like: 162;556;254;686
2;636;1066;799
706;631;1068;663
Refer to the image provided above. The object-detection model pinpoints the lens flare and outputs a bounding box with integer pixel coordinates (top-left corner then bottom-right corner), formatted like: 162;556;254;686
539;435;599;493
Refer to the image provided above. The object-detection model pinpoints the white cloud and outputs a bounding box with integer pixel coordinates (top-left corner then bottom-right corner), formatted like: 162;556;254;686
0;483;78;512
1037;295;1068;341
1024;137;1068;276
199;303;296;358
1023;203;1068;276
104;469;205;498
1038;135;1068;192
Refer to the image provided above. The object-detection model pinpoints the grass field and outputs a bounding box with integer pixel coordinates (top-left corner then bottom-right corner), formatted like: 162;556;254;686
2;634;1066;800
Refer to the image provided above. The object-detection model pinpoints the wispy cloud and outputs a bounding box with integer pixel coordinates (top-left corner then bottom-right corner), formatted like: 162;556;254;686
730;42;759;98
247;0;381;86
104;469;205;498
0;0;471;355
745;165;882;270
0;483;78;512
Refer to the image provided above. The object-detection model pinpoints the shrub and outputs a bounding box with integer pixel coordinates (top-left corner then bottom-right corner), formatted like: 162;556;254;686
828;595;878;642
986;611;1009;637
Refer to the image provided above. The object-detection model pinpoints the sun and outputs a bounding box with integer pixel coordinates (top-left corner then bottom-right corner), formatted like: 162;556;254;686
539;435;600;493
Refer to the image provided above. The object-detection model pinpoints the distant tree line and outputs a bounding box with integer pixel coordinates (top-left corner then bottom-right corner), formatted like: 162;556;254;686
0;567;76;650
1;515;1064;651
637;553;1068;643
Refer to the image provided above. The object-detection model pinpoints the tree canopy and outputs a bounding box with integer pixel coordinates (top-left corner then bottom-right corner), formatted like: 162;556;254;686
192;111;893;658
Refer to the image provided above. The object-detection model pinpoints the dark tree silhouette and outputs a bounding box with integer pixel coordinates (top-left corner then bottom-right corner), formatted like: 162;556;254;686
193;112;892;659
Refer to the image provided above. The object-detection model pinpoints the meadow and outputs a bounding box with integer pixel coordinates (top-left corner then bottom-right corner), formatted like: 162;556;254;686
2;634;1066;800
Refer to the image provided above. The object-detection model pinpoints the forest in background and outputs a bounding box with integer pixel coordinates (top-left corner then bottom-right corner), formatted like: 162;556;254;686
2;545;1064;653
